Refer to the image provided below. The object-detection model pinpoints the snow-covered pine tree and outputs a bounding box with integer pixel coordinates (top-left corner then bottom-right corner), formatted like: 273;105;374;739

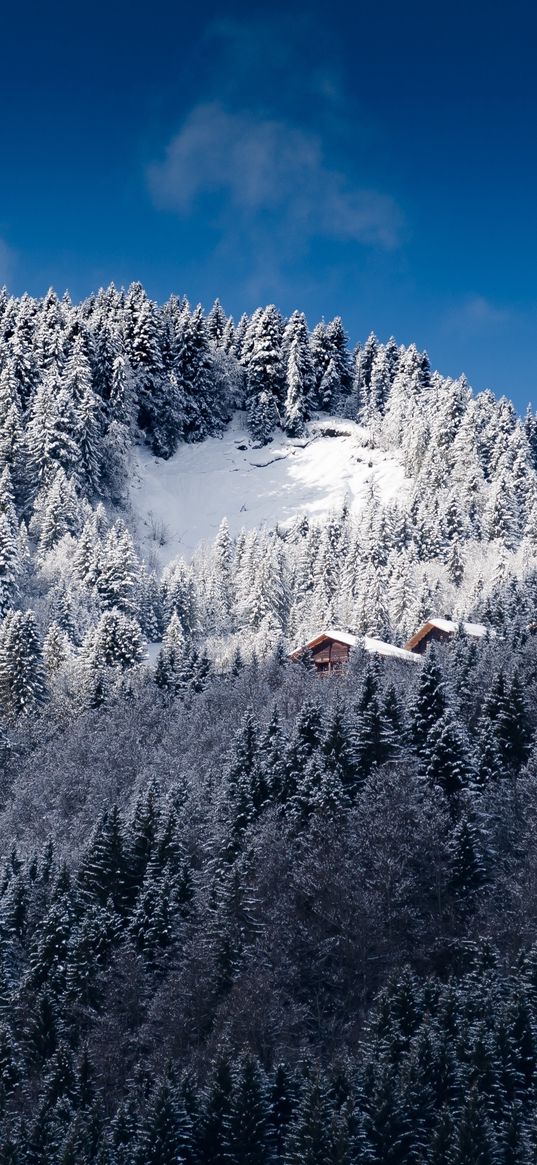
0;513;19;618
25;377;79;490
154;612;189;695
83;609;144;672
282;337;308;437
0;610;48;716
247;390;280;446
245;305;285;420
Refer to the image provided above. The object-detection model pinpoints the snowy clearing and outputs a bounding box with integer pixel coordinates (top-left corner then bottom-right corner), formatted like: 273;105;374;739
129;415;409;566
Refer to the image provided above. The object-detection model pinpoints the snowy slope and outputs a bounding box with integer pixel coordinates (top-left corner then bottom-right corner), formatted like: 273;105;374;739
129;415;409;566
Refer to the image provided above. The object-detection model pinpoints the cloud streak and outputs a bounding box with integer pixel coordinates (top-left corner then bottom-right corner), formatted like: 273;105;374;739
148;102;403;255
443;294;511;335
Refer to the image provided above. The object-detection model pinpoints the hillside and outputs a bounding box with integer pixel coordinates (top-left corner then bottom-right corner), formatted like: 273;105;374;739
131;415;408;564
1;285;537;1162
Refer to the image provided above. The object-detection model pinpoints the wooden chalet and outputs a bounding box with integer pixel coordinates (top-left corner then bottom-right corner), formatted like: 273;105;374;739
289;628;421;674
289;616;493;675
403;617;488;655
289;630;356;674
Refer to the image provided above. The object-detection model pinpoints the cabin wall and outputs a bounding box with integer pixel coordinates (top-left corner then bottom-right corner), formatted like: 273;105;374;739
311;640;351;672
412;627;453;655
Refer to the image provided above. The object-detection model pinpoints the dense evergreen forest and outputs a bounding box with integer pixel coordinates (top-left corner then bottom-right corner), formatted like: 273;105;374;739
1;284;537;1160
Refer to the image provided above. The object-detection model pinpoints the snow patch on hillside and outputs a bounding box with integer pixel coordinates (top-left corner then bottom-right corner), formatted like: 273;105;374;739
130;415;409;566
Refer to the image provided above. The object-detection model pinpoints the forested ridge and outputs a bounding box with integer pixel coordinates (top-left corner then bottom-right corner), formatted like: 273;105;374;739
0;284;537;1160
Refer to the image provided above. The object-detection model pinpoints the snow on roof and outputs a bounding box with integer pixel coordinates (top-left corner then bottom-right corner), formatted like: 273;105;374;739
323;627;421;661
363;636;423;663
323;627;358;647
289;627;421;664
403;616;493;653
428;617;488;638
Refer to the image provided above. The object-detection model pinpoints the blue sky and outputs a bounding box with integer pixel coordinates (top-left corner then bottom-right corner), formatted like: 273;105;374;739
2;0;537;408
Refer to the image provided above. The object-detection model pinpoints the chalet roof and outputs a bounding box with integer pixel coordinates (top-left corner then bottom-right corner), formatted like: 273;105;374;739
322;627;358;647
288;629;357;660
289;627;421;664
363;636;422;663
404;616;489;653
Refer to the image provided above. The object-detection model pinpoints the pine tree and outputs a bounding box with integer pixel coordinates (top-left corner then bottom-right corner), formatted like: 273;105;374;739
43;622;73;677
0;514;19;618
26;893;75;994
126;783;160;900
322;704;358;797
0;610;48;716
284;1074;332;1165
129;870;176;964
410;650;447;757
199;1054;234;1165
186;646;212;694
25;989;58;1063
60;335;91;424
77;806;129;913
367;349;393;419
137;1074;192;1165
246;306;285;409
283;337;308;436
424;711;474;802
84;609;144;672
363;1064;411;1165
155;613;189;695
109;353;135;426
309;321;334;409
494;670;533;771
228;1054;270;1165
38;469;81;554
447;810;488;905
94;526;138;613
25;376;79;489
474;718;505;788
355;332;378;403
290;753;345;829
283;702;323;804
75;386;103;493
177;304;220;443
64;903;120;1009
317;358;340;412
108;1093;141;1165
256;707;285;804
0;467;17;535
208;518;234;632
0;403;23;490
207;298;228;347
0;1023;21;1104
247;390;280;445
224;710;260;851
447;1085;496;1164
270;1063;297;1162
447;539;465;588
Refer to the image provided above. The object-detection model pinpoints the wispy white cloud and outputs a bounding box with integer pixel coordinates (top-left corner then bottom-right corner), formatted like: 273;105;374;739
443;294;511;334
147;102;403;252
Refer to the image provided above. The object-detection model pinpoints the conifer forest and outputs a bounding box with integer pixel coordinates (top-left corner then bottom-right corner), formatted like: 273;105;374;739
1;284;537;1162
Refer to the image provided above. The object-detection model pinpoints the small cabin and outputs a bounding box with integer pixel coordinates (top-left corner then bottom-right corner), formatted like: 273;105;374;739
289;630;356;674
403;617;488;655
289;628;421;674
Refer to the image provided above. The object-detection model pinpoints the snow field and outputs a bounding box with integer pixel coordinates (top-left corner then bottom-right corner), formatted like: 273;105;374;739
130;415;408;566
